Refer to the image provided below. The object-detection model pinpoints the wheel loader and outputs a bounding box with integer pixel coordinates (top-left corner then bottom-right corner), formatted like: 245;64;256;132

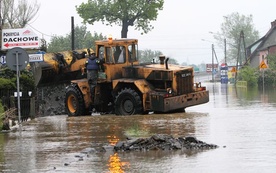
34;37;209;116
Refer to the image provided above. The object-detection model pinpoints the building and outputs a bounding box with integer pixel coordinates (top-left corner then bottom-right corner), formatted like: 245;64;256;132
247;20;276;68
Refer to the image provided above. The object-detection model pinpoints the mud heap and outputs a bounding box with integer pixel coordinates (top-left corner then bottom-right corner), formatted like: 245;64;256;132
36;84;68;116
114;134;218;152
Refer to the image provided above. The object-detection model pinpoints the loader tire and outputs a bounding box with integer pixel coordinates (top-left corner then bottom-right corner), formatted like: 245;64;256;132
114;88;143;115
65;84;86;116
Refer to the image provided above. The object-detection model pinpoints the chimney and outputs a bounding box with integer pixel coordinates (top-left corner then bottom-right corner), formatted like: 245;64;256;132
271;20;276;28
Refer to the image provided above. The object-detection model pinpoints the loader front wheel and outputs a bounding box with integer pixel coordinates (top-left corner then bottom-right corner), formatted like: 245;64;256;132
114;88;143;115
65;84;86;116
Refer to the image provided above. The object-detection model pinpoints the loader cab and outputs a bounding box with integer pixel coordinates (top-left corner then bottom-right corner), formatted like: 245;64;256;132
95;38;139;81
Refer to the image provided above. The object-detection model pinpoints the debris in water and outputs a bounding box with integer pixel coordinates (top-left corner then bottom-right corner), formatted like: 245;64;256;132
113;134;218;152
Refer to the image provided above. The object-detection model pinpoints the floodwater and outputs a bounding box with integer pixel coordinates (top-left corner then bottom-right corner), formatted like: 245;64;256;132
1;82;276;173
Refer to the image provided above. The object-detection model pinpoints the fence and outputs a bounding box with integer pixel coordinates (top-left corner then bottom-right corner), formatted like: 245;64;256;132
0;90;35;122
236;81;247;88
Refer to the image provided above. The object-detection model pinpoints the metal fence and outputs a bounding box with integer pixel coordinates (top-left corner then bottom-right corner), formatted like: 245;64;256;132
0;90;35;121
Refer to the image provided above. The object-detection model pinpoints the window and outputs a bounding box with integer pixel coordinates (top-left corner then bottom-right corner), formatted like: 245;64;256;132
105;47;113;63
128;44;138;62
117;46;126;63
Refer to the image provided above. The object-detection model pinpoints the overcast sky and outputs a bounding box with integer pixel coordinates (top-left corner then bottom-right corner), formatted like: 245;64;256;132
30;0;276;65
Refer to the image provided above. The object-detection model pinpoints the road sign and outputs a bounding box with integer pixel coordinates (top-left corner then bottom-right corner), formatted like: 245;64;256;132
1;28;40;50
29;54;43;62
0;55;5;64
6;47;29;71
260;60;268;69
231;67;236;73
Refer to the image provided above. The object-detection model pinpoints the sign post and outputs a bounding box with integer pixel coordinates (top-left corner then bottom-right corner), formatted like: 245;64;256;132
3;28;40;128
260;60;268;94
220;63;228;84
6;47;29;126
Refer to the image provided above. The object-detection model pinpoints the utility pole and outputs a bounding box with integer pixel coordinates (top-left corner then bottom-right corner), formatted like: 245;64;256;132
212;44;214;82
235;30;246;82
224;38;227;64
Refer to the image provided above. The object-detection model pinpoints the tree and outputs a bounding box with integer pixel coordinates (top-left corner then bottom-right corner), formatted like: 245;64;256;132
47;25;105;52
76;0;164;38
198;62;206;72
213;12;259;64
167;57;178;65
139;49;162;63
0;0;40;29
138;49;178;64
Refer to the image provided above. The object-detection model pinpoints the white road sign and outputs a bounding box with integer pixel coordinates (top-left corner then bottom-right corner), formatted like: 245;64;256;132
0;55;6;64
29;54;44;62
1;28;40;50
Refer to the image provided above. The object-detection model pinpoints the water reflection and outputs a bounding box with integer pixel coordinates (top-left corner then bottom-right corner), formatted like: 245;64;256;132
1;83;276;172
108;153;130;173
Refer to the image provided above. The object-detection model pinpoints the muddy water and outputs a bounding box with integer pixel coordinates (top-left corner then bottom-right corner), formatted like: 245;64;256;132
1;83;276;172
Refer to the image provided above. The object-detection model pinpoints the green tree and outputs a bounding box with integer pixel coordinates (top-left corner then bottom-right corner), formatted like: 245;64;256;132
167;57;178;65
47;25;105;52
213;12;259;64
47;36;70;52
76;0;164;38
138;49;178;64
198;62;206;72
139;49;162;63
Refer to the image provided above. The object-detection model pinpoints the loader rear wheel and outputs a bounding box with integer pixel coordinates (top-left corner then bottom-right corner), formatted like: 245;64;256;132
114;88;143;115
65;84;86;116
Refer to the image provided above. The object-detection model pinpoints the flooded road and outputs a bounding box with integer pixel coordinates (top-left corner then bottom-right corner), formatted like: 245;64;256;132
1;82;276;172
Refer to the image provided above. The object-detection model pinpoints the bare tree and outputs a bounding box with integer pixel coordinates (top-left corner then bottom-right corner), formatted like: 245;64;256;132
0;0;40;29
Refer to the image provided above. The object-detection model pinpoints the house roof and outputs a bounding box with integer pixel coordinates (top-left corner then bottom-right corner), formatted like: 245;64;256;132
247;20;276;62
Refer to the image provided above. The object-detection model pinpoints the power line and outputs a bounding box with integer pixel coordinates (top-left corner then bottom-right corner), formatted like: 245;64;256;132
26;23;53;38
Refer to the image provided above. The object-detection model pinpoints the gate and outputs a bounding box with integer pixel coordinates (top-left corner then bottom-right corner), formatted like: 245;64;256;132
0;90;35;122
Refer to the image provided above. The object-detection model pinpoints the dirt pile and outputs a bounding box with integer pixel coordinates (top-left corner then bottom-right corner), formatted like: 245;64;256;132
113;134;218;152
36;84;68;116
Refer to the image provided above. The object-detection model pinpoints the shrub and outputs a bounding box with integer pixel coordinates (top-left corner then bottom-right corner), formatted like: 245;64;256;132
237;66;258;87
257;69;276;87
0;78;16;90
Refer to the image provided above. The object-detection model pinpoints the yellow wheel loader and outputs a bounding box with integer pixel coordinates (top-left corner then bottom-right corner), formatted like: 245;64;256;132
34;38;209;116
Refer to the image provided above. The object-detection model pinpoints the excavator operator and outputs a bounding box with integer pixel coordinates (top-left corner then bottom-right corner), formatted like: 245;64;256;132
86;52;100;102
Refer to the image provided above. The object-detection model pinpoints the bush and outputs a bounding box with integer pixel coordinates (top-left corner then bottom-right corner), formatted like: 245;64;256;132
237;66;258;87
0;78;16;90
0;67;35;91
20;73;35;91
257;69;276;87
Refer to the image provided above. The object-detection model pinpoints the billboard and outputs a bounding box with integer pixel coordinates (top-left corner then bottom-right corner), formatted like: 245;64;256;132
1;28;40;50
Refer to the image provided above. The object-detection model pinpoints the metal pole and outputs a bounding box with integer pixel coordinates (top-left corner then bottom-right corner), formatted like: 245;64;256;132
16;51;22;126
212;44;214;82
224;38;227;64
0;0;2;48
262;69;265;94
0;0;2;29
